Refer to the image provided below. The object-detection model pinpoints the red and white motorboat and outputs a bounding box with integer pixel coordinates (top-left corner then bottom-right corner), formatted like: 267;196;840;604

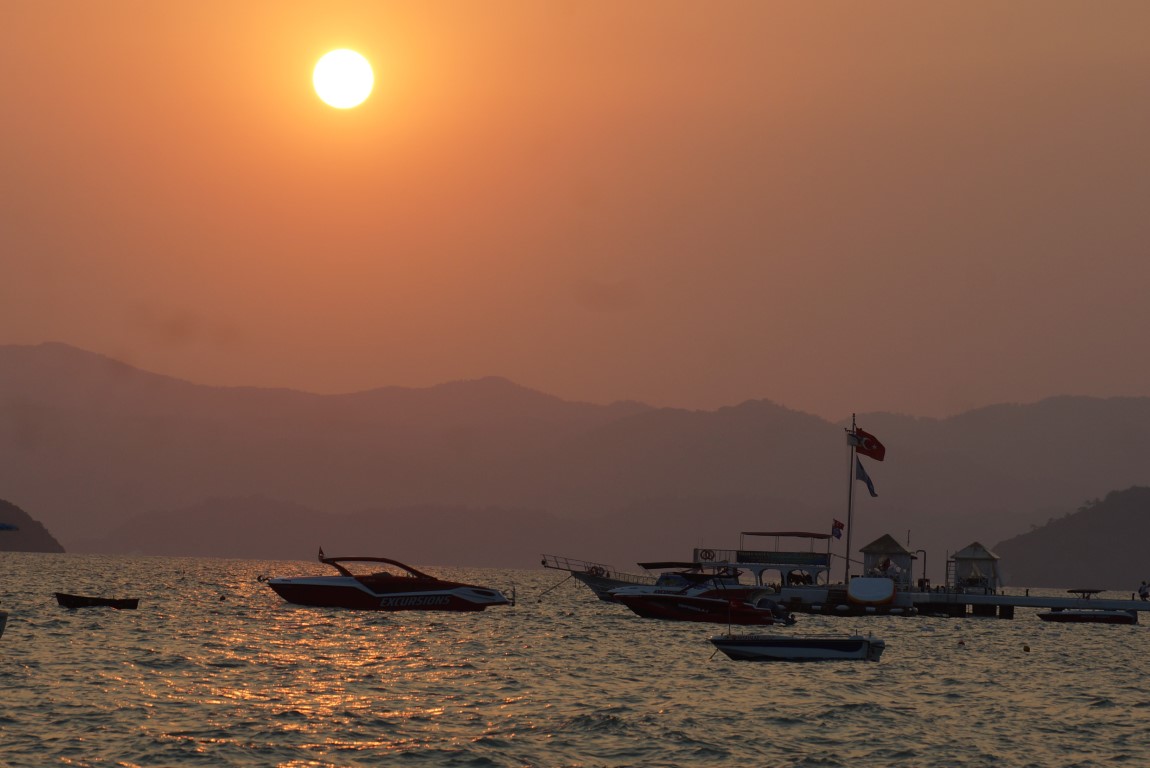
266;554;512;612
609;562;796;626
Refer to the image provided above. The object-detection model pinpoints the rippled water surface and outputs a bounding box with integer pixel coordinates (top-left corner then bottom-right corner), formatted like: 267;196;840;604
1;552;1148;767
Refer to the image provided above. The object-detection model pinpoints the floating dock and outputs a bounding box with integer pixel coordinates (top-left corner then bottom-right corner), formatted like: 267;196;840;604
691;537;1148;621
780;586;1148;620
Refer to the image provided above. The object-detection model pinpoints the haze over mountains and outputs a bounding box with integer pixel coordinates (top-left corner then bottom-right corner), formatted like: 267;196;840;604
2;342;1148;583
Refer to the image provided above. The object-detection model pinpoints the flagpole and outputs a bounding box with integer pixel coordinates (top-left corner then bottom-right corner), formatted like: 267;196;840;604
843;414;856;583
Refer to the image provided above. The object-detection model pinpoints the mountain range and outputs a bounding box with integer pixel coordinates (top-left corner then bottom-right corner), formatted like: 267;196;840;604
2;342;1148;584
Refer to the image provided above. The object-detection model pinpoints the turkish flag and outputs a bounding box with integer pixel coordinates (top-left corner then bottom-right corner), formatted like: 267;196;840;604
852;428;886;461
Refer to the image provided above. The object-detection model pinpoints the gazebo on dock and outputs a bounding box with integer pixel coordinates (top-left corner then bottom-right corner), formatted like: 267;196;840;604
949;542;1002;594
859;534;913;588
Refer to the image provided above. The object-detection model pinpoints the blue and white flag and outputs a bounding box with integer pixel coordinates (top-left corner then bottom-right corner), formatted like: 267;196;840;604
855;458;878;497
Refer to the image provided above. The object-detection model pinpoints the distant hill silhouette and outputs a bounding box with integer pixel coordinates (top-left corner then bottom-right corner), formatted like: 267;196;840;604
0;498;65;553
993;486;1150;591
2;342;1150;581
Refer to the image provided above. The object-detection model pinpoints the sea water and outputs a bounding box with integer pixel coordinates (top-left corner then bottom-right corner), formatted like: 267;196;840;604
1;552;1147;767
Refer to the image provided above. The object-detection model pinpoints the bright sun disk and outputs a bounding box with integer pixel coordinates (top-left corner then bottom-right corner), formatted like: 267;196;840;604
313;49;373;109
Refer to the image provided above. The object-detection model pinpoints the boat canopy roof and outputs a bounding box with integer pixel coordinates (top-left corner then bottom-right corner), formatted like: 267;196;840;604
638;561;705;570
741;531;832;540
321;556;434;580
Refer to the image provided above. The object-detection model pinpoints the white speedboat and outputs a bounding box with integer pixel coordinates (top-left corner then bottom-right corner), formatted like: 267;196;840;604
710;632;886;662
266;553;512;612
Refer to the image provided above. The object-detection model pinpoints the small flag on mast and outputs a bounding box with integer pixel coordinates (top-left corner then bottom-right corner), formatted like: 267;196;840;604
855;458;878;497
848;427;886;461
832;519;844;539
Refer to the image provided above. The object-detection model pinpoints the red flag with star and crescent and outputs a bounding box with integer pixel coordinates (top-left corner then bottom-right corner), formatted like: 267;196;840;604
849;428;886;461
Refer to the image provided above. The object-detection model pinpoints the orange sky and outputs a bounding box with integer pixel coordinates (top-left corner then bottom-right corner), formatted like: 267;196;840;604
4;2;1150;420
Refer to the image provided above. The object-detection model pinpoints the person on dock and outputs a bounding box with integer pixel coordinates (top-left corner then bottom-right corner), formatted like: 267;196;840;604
1138;581;1149;601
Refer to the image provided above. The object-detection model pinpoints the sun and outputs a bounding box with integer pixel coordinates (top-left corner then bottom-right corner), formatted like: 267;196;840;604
313;49;374;109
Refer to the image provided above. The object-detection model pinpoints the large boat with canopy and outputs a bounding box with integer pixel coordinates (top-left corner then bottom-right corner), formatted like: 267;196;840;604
608;561;797;625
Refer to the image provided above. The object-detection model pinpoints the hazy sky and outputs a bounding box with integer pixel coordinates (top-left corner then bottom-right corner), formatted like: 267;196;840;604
4;2;1149;420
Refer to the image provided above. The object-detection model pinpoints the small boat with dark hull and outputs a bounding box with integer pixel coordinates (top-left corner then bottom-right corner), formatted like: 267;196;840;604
266;553;512;612
1;524;14;634
1037;590;1139;625
1037;609;1137;625
55;593;139;610
710;632;886;662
